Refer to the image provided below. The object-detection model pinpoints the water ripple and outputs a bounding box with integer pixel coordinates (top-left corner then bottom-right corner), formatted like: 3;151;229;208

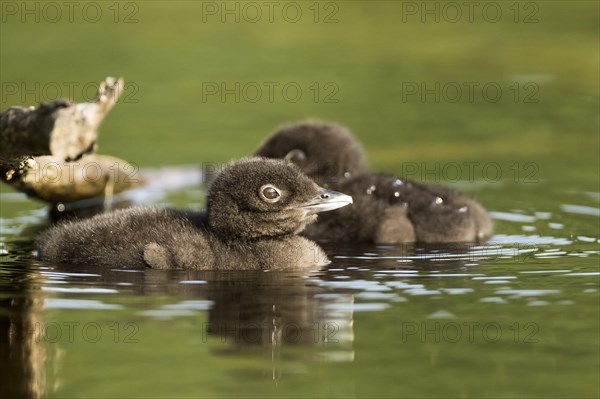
44;298;123;310
560;204;600;217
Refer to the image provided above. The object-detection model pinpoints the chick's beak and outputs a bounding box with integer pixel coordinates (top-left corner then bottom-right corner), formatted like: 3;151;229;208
302;189;353;215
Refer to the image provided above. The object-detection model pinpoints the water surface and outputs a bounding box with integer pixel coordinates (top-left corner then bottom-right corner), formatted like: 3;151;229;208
1;179;598;398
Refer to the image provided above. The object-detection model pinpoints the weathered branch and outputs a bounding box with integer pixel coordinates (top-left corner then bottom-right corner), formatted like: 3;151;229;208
0;77;141;206
0;77;123;160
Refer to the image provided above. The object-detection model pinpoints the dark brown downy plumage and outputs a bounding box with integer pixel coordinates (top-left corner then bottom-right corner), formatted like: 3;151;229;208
37;157;353;270
256;120;493;243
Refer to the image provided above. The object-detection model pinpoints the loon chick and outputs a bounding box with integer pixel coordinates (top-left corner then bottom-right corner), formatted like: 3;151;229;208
255;120;493;243
37;157;353;270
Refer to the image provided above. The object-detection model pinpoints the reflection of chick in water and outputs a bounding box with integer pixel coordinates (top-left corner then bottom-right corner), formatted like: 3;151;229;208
186;272;352;354
204;272;351;348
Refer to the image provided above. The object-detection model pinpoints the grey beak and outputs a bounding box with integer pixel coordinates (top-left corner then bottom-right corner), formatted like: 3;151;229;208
302;189;353;214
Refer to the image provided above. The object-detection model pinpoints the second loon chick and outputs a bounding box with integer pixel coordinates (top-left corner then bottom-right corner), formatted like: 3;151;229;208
255;120;493;243
37;157;353;270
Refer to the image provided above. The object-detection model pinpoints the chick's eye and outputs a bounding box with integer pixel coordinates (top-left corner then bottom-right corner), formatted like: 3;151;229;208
260;185;281;202
264;187;279;199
